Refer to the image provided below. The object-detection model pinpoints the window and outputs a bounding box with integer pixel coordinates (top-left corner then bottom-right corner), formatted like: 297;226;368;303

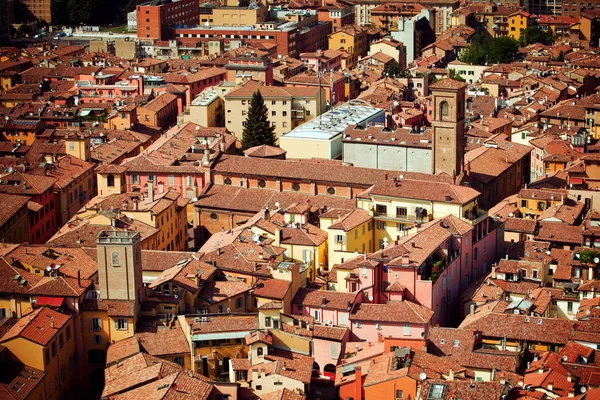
45;349;50;365
271;101;276;105
256;385;262;391
331;343;340;358
282;111;287;117
453;339;460;347
440;101;449;117
111;251;120;267
66;326;71;341
148;175;156;183
257;347;264;356
106;174;115;187
90;318;102;332
314;310;320;322
265;317;271;327
258;179;266;188
273;319;280;329
130;174;140;184
396;389;403;399
375;204;387;216
115;318;128;330
567;302;573;313
376;221;386;230
335;234;344;244
474;248;478;260
174;356;184;366
355;320;361;328
59;333;64;349
236;297;243;309
376;322;381;329
242;100;246;105
51;341;57;357
271;111;276;116
93;335;103;345
218;305;224;313
69;142;75;151
168;175;175;185
428;383;447;399
403;323;410;335
396;207;407;218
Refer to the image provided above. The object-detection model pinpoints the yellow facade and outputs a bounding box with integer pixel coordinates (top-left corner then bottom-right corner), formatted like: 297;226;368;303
322;217;373;267
328;29;367;69
211;4;268;26
1;317;76;400
279;241;327;282
518;196;563;218
64;135;91;162
81;310;135;367
508;12;529;40
97;172;126;197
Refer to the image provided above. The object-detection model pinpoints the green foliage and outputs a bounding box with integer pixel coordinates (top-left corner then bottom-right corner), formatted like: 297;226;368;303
51;0;69;25
556;51;565;62
448;69;466;82
518;26;555;47
460;35;520;65
67;0;93;24
241;91;277;151
384;59;402;78
580;249;600;264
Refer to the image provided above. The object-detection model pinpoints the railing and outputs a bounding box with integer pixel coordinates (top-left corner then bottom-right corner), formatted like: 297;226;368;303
460;208;488;226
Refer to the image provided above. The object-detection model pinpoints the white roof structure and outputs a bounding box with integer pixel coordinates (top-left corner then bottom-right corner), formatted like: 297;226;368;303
282;100;385;141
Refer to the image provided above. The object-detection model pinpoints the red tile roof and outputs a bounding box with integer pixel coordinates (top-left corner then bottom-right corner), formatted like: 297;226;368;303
0;307;70;346
350;300;434;324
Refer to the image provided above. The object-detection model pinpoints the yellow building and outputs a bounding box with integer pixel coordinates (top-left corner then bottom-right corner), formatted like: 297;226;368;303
211;4;268;26
96;164;128;197
64;132;91;162
77;187;189;252
0;351;47;400
517;189;567;218
356;178;484;247
224;84;325;142
0;307;77;400
508;10;531;40
321;209;374;268
328;26;368;69
184;87;225;128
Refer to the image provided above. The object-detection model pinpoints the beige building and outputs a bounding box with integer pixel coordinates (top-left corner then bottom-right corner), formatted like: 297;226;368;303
184;88;224;127
211;4;268;26
224;84;325;141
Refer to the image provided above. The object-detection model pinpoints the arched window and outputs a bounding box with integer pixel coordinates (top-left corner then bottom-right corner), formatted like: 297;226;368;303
257;347;264;356
111;251;120;267
440;101;449;117
106;174;115;187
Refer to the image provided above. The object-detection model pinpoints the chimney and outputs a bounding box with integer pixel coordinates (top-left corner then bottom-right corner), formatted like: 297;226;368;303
203;149;210;165
321;296;327;306
219;140;226;153
491;264;497;279
547;381;554;392
251;369;259;382
133;198;138;211
448;369;454;381
195;272;202;287
50;320;55;329
147;182;154;203
111;218;116;227
260;368;266;379
354;366;362;400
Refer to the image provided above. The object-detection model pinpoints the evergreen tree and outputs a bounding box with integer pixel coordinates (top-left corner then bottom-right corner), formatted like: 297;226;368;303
241;90;277;150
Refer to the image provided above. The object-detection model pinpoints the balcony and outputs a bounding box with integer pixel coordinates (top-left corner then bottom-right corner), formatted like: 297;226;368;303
460;208;488;226
374;212;432;225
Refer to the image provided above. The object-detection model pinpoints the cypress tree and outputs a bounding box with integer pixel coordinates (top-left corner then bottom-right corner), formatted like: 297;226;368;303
241;90;277;150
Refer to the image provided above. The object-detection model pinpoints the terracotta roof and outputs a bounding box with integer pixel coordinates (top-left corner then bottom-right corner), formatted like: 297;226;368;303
0;194;30;227
292;288;356;310
535;221;582;244
420;380;506;400
253;278;291;300
312;325;347;341
327;209;371;232
280;223;328;246
358;179;480;205
0;307;70;346
136;321;190;357
429;78;468;90
198;281;250;304
350;300;434;324
262;349;314;385
80;299;136;317
106;336;140;366
148;259;216;294
189;315;257;334
244;144;287;158
0;360;46;400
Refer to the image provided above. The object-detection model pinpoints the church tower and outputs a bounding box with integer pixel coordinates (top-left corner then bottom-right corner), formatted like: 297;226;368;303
96;231;143;304
430;78;467;177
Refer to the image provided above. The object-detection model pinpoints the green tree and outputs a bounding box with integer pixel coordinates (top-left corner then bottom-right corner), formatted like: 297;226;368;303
519;26;555;46
384;59;402;78
460;35;519;65
449;69;466;82
51;0;69;25
241;90;277;150
67;0;93;24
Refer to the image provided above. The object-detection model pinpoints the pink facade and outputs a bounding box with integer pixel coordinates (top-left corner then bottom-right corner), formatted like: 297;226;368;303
295;304;351;327
313;334;350;373
77;75;144;104
349;321;428;343
125;171;205;200
301;53;342;74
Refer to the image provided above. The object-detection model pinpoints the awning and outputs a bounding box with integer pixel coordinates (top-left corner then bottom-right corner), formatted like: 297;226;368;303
36;296;64;307
569;177;584;185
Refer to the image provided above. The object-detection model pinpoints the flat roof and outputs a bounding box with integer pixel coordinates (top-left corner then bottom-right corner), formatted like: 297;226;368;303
281;100;384;141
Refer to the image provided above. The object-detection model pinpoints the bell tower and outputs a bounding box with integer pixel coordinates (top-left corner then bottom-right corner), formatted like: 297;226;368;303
430;78;467;177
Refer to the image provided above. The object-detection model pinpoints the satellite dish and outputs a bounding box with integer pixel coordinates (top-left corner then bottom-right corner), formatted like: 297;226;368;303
562;355;568;362
252;233;259;243
546;251;551;256
204;21;210;27
354;251;359;257
581;387;587;393
393;101;399;107
46;266;52;271
277;54;282;59
508;212;514;217
576;253;580;259
419;372;427;381
594;257;599;264
275;202;280;208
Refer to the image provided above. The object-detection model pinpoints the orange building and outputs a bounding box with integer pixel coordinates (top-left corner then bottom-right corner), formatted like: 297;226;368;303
137;92;179;129
136;0;199;41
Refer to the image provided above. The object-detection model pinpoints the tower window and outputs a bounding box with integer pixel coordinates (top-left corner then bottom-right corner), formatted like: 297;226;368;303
107;174;115;187
111;251;120;267
440;101;449;117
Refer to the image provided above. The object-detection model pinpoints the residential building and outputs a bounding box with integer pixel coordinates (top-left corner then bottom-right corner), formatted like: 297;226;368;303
508;9;531;40
0;193;30;243
317;0;355;31
321;208;373;267
136;92;179;129
0;307;77;400
136;0;199;41
224;84;325;141
328;26;368;69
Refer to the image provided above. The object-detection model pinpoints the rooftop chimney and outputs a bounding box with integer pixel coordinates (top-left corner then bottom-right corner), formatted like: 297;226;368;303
147;182;154;203
203;149;210;165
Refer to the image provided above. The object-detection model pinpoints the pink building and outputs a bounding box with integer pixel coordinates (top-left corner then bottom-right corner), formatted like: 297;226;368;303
370;215;498;326
312;325;350;375
76;74;144;104
328;254;384;304
349;301;434;342
300;49;343;74
292;288;361;327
